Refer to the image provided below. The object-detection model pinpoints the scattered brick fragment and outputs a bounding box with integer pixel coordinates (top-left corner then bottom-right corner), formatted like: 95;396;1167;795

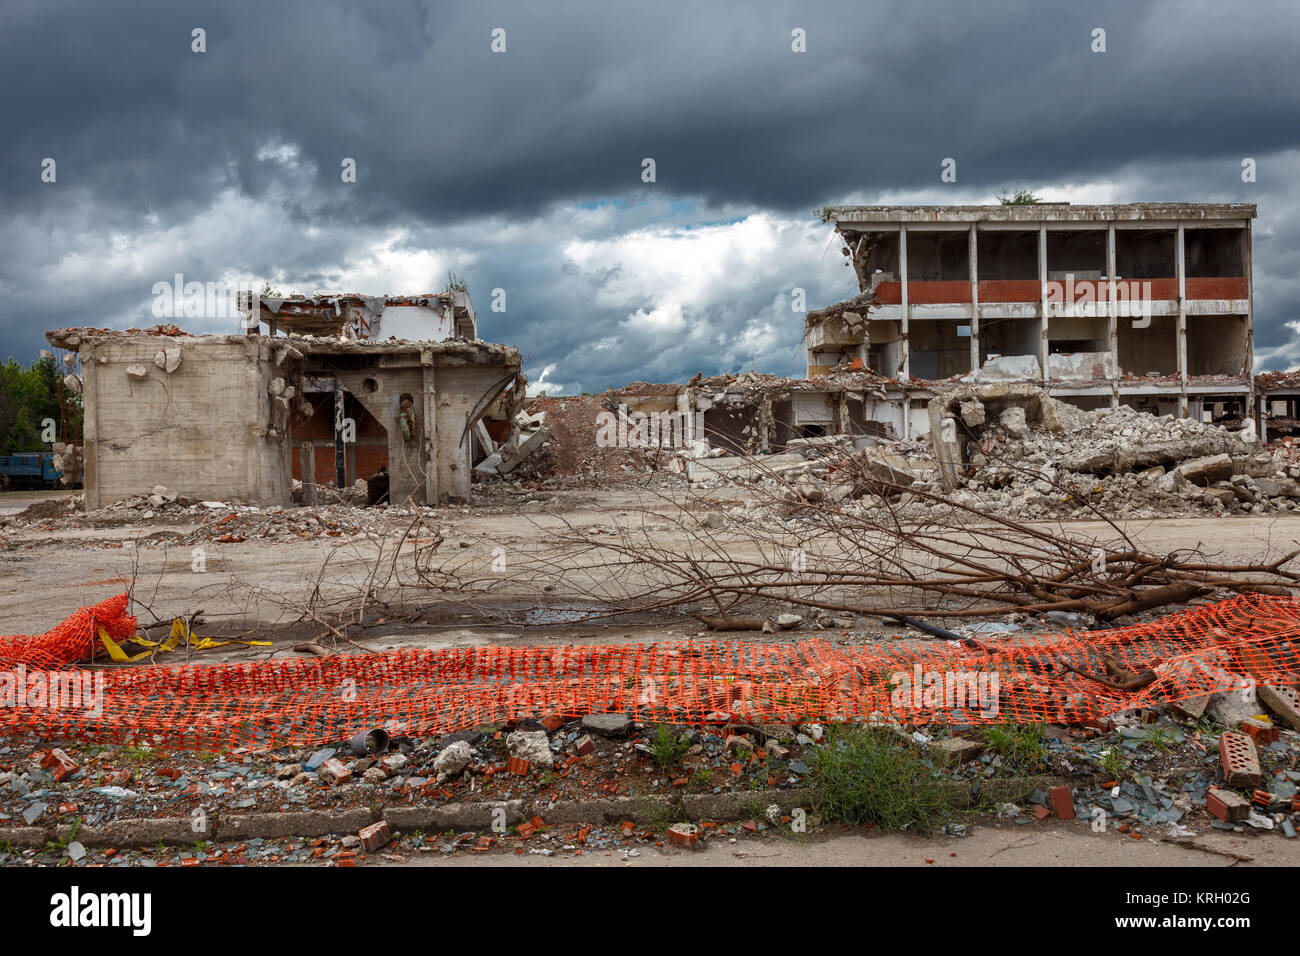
1219;731;1262;789
358;821;391;853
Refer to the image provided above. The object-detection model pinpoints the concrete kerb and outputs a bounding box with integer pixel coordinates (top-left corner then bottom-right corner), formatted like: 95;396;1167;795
0;776;1082;849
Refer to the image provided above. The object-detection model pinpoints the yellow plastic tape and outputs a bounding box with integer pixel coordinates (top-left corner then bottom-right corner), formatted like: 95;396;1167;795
98;620;269;663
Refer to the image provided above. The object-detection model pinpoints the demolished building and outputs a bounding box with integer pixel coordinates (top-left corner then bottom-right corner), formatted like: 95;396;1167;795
47;291;523;508
805;202;1257;439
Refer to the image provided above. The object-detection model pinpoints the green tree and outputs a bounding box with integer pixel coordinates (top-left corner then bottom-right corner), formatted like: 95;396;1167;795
0;357;80;454
998;189;1042;206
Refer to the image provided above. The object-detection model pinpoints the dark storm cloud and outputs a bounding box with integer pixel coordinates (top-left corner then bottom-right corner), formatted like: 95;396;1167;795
1;0;1298;387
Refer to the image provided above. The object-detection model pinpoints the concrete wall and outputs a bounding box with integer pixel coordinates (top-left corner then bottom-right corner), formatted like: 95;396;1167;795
431;364;516;503
78;335;290;508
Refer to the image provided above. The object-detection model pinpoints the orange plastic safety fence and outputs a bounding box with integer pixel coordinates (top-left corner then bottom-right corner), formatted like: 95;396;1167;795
1;593;1298;751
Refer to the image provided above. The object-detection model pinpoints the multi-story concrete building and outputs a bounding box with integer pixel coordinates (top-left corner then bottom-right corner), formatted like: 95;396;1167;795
806;202;1256;438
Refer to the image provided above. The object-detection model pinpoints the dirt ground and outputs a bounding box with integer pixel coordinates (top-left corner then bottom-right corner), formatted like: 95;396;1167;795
384;820;1300;868
3;486;1299;648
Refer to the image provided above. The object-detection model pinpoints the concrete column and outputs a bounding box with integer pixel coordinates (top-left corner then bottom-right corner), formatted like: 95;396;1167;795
968;224;979;374
299;442;315;505
421;362;439;505
1177;223;1188;417
1107;223;1119;407
333;386;346;489
1038;224;1049;383
1245;220;1255;416
82;351;100;509
899;224;909;382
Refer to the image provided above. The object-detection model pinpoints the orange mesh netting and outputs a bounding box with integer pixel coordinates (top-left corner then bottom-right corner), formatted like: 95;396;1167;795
0;592;1298;751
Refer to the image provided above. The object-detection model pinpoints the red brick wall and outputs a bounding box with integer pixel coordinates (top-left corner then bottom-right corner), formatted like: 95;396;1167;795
290;393;388;486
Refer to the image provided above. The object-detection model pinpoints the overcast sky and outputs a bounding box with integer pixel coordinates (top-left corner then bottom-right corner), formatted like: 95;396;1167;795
3;0;1298;392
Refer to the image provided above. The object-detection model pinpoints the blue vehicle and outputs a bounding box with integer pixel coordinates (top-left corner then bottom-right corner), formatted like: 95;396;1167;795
0;452;63;489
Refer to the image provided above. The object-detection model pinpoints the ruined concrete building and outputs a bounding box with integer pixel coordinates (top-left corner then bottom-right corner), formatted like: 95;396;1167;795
806;203;1256;438
47;291;523;508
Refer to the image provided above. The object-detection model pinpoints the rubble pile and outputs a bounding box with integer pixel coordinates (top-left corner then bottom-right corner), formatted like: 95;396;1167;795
494;393;680;486
942;399;1297;519
0;485;427;544
754;389;1300;521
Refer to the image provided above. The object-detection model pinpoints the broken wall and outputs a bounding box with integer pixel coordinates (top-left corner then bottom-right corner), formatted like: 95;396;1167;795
58;334;293;509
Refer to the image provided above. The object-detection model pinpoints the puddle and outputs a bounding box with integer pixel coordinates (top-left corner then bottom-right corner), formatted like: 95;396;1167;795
523;603;613;625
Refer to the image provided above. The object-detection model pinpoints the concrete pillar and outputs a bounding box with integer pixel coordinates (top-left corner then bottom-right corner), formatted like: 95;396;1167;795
969;224;979;374
1245;220;1255;415
333;386;346;489
899;224;909;381
1177;223;1188;418
421;362;439;505
299;442;315;505
1038;224;1049;383
1107;223;1119;407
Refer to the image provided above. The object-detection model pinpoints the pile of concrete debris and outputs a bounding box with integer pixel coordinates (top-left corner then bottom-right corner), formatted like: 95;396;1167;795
1;485;426;544
929;385;1297;519
724;385;1300;521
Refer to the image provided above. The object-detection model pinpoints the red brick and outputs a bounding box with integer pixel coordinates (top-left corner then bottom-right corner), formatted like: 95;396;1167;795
574;735;596;757
358;821;390;853
506;756;531;776
666;823;698;849
539;715;566;732
1048;785;1075;820
1258;684;1300;731
1251;788;1274;807
1219;731;1262;789
318;758;353;786
42;748;78;782
1206;787;1250;823
517;822;537;839
1031;805;1050;820
1240;717;1278;745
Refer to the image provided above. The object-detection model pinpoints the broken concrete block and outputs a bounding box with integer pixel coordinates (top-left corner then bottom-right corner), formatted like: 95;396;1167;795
959;399;986;428
1000;406;1029;437
474;452;502;475
153;346;182;373
1219;731;1262;789
686;452;803;483
62;373;82;395
930;737;984;766
497;426;552;474
1172;693;1211;720
433;741;473;775
1176;454;1234;485
380;752;409;776
1206;681;1259;728
505;730;554;770
858;447;916;488
581;714;632;738
125;365;148;381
